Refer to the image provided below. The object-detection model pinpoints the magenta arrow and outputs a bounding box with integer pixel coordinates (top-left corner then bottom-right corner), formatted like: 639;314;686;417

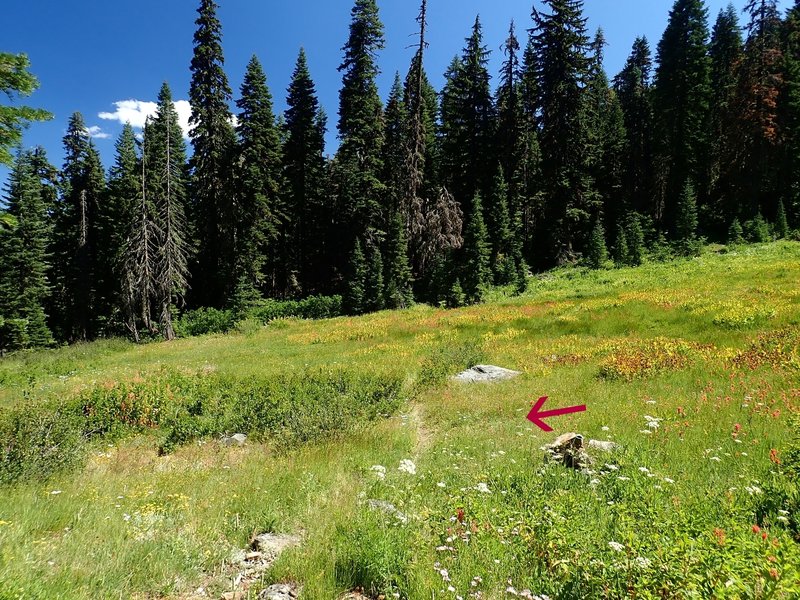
527;396;587;432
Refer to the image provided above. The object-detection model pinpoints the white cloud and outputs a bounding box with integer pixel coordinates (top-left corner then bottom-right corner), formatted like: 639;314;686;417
99;99;158;129
85;125;111;140
99;99;194;138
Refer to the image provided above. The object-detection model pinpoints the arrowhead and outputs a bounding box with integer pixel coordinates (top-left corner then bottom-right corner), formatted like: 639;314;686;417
527;396;554;432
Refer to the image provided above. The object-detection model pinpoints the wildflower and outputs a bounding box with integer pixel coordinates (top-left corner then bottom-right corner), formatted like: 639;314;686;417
604;464;619;471
769;568;779;579
770;449;781;465
713;528;726;545
710;456;721;462
475;482;491;494
370;465;387;480
752;524;761;534
617;476;631;481
601;426;610;432
437;482;446;488
50;490;62;495
608;541;625;552
398;459;417;475
638;467;650;474
664;477;675;484
634;556;652;569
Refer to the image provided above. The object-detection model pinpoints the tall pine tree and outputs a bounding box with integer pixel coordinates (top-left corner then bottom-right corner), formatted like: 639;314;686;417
652;0;711;237
188;0;237;308
235;56;282;299
531;0;593;266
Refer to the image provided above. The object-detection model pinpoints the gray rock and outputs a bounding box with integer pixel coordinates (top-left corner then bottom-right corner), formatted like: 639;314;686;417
222;433;247;447
588;439;621;453
259;583;300;600
453;365;522;383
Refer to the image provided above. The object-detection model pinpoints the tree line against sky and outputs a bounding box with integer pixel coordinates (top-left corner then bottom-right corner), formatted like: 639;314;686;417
1;0;799;350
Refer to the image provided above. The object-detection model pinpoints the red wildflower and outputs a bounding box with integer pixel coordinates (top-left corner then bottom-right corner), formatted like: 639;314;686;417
456;509;465;524
770;449;781;465
752;525;761;534
769;568;779;579
713;528;726;546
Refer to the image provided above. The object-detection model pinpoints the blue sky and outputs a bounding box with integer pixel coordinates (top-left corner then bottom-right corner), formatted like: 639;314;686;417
1;0;794;188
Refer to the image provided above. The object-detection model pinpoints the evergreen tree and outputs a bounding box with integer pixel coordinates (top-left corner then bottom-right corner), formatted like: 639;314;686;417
585;29;626;238
782;1;800;227
706;6;744;232
624;213;645;265
614;37;655;217
439;17;495;214
496;21;525;218
343;239;367;315
382;73;407;218
146;83;190;340
736;0;783;220
0;52;52;167
587;217;609;269
728;217;745;243
530;0;593;265
0;148;55;351
484;166;512;282
235;56;282;297
675;182;701;255
652;0;711;235
612;222;630;266
364;243;385;312
461;193;490;304
283;48;329;294
104;123;140;327
775;199;790;238
51;112;106;341
384;211;414;309
188;0;237;307
519;32;544;265
335;0;386;263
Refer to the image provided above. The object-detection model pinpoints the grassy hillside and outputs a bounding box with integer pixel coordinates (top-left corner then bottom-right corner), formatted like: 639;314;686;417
1;242;799;598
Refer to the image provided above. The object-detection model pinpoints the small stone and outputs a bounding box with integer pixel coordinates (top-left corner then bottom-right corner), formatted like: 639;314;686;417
245;551;262;561
452;365;522;383
221;592;244;600
259;583;300;600
588;439;621;453
222;433;247;447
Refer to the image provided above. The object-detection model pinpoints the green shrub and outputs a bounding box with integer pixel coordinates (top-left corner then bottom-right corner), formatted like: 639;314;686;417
250;295;343;323
417;340;486;389
0;402;85;485
175;307;236;337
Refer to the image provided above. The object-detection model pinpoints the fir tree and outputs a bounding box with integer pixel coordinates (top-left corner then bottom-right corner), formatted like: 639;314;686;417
364;243;385;312
612;223;630;266
728;217;745;243
235;56;282;297
775;199;790;238
188;0;237;307
614;37;655;218
104;123;140;326
283;49;329;294
782;1;800;227
496;21;525;217
343;239;367;315
146;83;190;340
652;0;711;235
0;148;55;350
484;167;512;282
531;0;593;265
736;0;783;220
382;73;407;218
440;17;495;214
707;5;743;231
446;278;465;309
587;217;609;269
384;211;414;309
335;0;386;259
675;182;701;255
51;112;106;341
461;192;490;304
625;213;645;265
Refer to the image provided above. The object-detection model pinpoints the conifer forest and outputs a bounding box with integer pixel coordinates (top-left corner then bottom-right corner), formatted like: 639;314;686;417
2;0;800;350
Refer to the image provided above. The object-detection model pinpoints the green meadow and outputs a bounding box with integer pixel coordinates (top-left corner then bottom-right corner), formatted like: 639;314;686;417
1;242;799;599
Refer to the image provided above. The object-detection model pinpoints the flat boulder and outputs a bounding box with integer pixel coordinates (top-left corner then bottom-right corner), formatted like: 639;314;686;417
453;365;522;383
259;583;300;600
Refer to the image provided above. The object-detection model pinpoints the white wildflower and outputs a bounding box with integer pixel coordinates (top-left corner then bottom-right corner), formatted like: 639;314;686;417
398;459;417;475
370;465;387;479
476;482;491;494
664;477;675;484
437;481;446;488
710;456;721;462
608;541;625;552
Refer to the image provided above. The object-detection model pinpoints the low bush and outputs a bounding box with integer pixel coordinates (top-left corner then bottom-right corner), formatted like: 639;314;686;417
175;307;237;337
250;295;343;323
417;340;486;389
0;368;406;484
